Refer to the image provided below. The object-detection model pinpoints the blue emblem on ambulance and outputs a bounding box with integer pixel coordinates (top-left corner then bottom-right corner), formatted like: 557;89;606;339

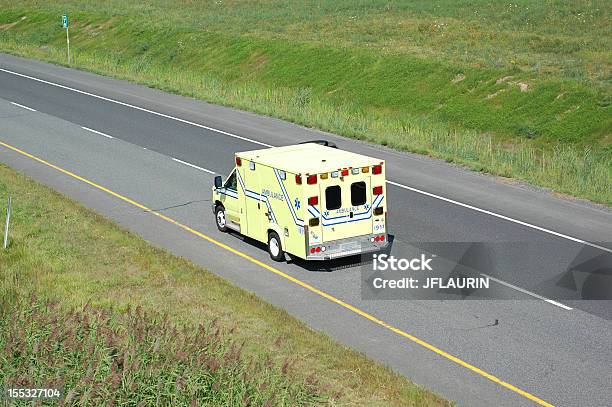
294;198;301;210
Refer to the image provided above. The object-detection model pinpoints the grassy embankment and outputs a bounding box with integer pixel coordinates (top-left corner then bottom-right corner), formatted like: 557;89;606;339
0;1;610;203
0;162;450;406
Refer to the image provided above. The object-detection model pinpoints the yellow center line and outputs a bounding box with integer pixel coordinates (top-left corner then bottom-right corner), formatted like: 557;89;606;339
0;139;554;407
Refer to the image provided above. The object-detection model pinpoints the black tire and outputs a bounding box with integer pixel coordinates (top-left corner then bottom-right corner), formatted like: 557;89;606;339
215;205;228;232
267;231;285;262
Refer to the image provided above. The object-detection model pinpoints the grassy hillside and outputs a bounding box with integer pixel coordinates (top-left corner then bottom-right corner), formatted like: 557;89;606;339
0;1;610;203
0;162;449;406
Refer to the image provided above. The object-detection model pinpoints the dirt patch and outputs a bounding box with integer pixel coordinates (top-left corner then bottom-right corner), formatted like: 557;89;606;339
505;80;530;92
486;89;506;99
0;16;26;31
516;82;529;92
452;73;465;83
495;75;513;84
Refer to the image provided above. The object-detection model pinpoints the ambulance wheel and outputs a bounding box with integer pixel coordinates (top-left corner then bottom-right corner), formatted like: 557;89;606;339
215;205;228;232
268;231;285;262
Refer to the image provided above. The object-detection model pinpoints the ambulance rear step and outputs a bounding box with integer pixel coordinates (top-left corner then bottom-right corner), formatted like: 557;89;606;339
306;234;387;260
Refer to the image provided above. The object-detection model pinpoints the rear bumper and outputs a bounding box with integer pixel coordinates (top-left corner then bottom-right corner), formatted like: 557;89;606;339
306;234;388;261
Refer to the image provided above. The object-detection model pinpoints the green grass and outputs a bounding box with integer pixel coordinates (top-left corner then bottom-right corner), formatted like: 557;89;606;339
0;163;450;406
0;1;610;203
1;297;324;406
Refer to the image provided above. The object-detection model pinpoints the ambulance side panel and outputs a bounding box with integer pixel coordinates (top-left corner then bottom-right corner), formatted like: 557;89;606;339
238;158;308;259
242;163;267;243
267;164;307;258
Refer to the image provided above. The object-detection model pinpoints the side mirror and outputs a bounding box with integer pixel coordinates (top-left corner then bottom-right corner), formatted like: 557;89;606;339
214;175;222;189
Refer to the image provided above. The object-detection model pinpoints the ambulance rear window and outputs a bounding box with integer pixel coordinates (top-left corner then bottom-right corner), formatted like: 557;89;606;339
325;186;342;210
351;181;367;206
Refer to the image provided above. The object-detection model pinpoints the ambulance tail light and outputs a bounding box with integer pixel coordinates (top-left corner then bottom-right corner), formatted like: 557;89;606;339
307;175;317;184
309;218;319;227
235;157;242;166
372;164;382;175
373;186;383;195
361;166;369;173
341;169;349;177
374;207;384;216
310;246;324;254
308;196;318;206
295;174;302;184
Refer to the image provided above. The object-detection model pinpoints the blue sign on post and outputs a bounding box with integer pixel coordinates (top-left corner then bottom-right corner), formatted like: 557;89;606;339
62;14;70;64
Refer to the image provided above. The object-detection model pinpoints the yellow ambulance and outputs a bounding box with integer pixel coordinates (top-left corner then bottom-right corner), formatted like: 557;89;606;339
212;143;388;261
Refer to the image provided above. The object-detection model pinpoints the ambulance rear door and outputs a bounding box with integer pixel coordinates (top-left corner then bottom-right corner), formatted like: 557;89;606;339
317;170;373;242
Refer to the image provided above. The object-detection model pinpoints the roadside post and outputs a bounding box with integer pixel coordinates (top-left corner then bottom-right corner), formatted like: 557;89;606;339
62;14;70;64
3;196;11;249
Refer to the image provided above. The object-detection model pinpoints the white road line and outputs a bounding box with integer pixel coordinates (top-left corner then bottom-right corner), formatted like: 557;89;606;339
387;181;612;254
481;273;573;310
81;126;114;139
0;68;272;148
2;67;609;255
172;158;216;174
10;101;36;112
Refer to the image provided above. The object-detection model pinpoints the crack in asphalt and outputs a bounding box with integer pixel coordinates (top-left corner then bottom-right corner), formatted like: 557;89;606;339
147;199;210;213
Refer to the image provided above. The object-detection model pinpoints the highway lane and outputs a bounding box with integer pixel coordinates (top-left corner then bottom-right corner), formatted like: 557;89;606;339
1;54;611;406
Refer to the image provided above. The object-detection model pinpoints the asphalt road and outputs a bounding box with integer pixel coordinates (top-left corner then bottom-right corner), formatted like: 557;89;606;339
1;54;611;407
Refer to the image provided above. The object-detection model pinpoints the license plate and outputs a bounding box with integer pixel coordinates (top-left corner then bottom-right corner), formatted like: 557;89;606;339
339;241;360;252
